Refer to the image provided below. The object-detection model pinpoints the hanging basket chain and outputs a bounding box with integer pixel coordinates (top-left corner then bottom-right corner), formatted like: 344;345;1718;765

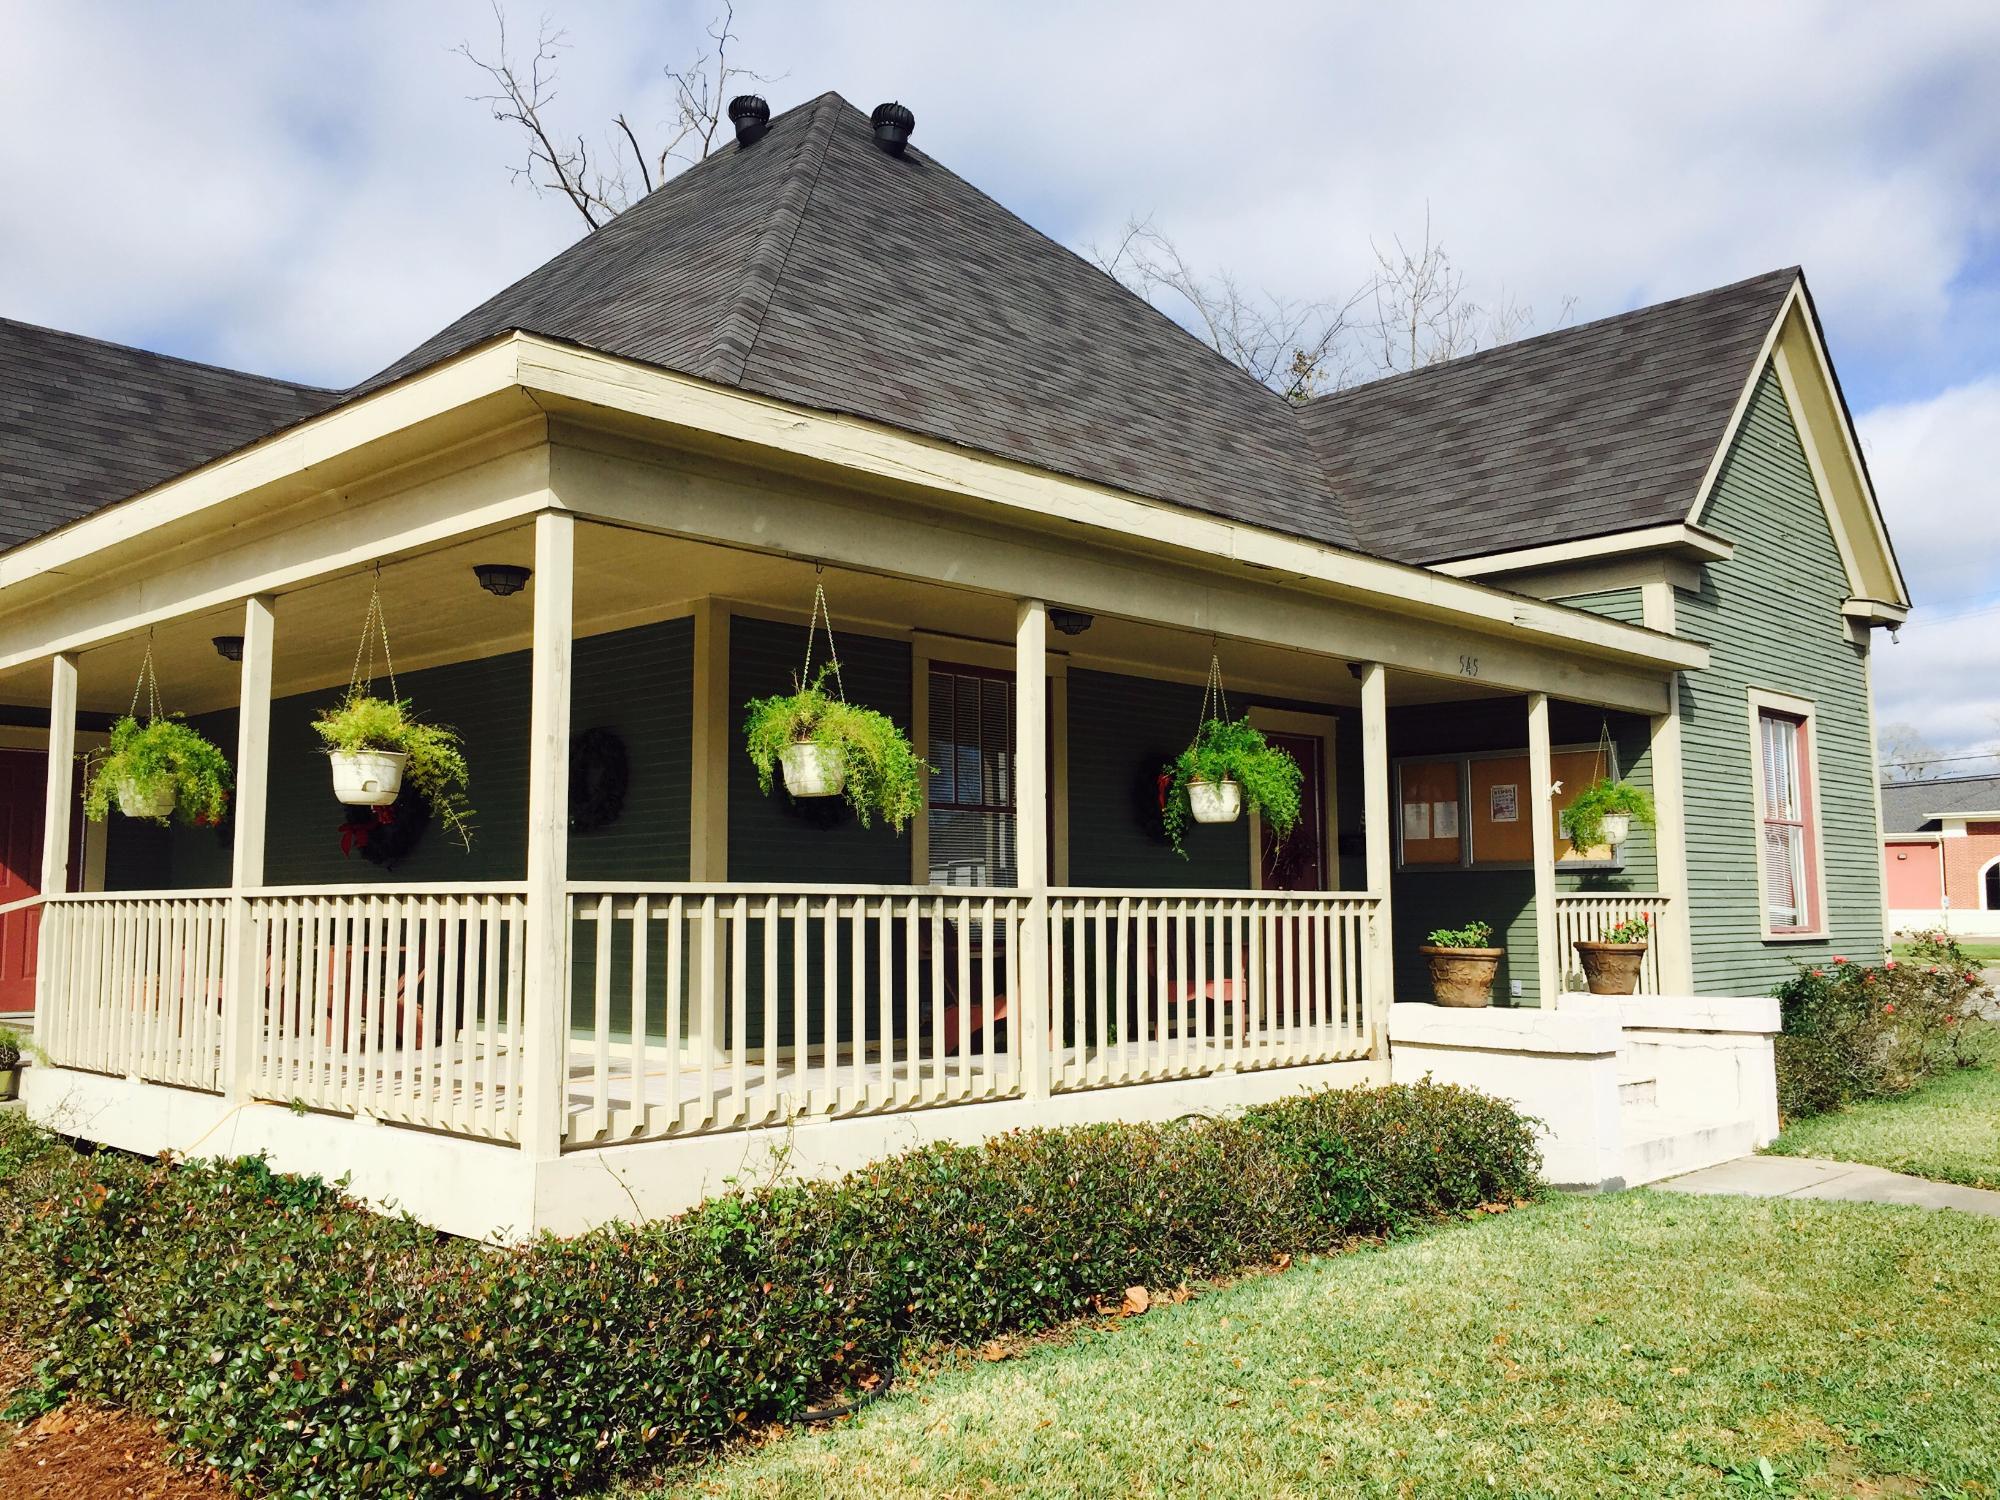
799;577;847;704
127;634;163;724
1195;650;1230;739
347;584;401;703
1594;714;1615;784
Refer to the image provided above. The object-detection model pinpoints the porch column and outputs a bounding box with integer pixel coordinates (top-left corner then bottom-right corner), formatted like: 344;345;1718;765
1360;662;1394;1031
520;511;576;1157
39;653;78;898
221;595;276;1099
1642;580;1695;993
1527;691;1561;1004
1014;599;1051;1100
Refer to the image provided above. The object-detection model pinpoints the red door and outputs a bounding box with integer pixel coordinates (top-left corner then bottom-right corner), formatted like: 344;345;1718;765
1260;732;1326;891
0;750;69;1015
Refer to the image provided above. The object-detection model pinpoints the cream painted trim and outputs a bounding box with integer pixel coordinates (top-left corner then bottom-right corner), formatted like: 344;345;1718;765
1843;597;1909;625
1691;286;1910;610
1747;686;1832;943
1526;693;1561;1001
1246;706;1342;892
690;601;731;882
1437;525;1735;580
1860;638;1892;943
1978;854;2000;912
1504;555;1704;603
1641;579;1695;991
522;340;1703;674
909;635;1070;886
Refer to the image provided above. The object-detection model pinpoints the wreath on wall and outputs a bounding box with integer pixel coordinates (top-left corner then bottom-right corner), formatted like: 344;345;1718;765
568;727;630;833
1132;749;1174;847
338;783;433;869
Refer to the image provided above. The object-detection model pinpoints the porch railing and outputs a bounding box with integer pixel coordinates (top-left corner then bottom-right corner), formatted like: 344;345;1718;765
565;885;1031;1144
40;892;230;1091
1047;890;1379;1088
1554;892;1670;995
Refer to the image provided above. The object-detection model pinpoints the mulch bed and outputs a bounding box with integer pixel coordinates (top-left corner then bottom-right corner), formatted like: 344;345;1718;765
0;1341;228;1500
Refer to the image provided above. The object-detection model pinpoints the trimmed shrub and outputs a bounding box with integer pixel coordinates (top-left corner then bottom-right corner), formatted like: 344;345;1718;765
0;1081;1539;1498
1773;932;1990;1120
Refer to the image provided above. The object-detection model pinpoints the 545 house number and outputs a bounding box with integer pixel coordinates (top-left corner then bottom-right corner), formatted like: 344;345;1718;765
1458;654;1480;678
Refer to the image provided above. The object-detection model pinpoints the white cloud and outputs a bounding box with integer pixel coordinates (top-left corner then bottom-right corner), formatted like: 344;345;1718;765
5;1;2000;395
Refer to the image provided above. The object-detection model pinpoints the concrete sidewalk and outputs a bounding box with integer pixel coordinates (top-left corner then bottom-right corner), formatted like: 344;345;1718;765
1659;1154;2000;1217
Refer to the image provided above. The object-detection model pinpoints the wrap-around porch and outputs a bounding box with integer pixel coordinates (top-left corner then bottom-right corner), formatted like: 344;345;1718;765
2;398;1700;1232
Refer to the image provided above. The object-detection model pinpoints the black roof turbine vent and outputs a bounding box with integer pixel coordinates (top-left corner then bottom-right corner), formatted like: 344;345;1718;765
729;95;771;146
870;101;915;155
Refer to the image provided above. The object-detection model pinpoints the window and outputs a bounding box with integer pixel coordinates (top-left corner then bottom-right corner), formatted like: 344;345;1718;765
927;665;1015;886
1756;706;1820;934
1983;859;2000;912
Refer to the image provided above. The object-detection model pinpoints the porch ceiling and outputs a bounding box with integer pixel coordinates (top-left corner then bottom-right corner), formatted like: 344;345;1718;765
0;521;1515;719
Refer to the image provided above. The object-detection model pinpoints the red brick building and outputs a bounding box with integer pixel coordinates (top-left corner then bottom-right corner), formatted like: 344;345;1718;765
1882;774;2000;936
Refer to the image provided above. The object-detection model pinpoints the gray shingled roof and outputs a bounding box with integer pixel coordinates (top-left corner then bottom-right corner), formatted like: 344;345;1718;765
366;91;1358;550
0;317;332;551
1881;774;2000;834
1298;269;1798;565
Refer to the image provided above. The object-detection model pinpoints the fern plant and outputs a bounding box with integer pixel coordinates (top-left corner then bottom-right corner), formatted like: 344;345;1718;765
83;715;233;826
1161;716;1302;857
314;694;475;850
1563;777;1655;849
743;670;928;832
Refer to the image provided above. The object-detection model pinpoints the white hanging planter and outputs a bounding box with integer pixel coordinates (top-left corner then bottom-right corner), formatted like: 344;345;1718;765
117;780;176;820
331;750;408;807
1188;777;1242;825
1599;813;1632;846
781;741;846;799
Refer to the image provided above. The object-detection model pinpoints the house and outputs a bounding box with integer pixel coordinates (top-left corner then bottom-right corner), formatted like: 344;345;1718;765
1;94;1905;1233
1882;773;2000;937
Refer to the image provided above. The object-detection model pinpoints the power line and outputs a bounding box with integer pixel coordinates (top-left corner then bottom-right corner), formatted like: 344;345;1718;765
1881;751;2000;770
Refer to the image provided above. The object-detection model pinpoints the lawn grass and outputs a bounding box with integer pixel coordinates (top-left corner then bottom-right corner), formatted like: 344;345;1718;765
1891;939;2000;964
640;1192;2000;1499
1766;1021;2000;1189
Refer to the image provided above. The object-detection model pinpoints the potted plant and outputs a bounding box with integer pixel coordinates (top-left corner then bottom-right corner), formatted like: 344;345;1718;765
1161;717;1303;857
744;669;927;831
1574;912;1651;995
1563;777;1655;850
83;715;233;826
1420;921;1504;1007
313;694;475;849
0;1027;20;1101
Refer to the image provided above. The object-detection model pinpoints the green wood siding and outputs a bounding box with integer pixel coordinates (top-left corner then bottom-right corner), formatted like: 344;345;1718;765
1554;587;1644;627
1677;365;1885;991
1388;698;1655;1006
105;616;694;889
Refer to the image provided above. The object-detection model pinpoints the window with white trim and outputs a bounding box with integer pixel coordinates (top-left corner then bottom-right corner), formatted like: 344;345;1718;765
1757;708;1819;933
926;664;1015;886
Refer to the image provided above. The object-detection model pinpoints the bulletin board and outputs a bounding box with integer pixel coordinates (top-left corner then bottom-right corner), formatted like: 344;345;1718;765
1468;755;1532;863
1396;760;1464;866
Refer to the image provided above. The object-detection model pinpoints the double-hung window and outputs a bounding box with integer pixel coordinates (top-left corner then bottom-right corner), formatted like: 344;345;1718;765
1756;704;1819;934
926;665;1015;886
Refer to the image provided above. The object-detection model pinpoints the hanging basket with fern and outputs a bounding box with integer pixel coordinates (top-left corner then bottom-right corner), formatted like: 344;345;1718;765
82;643;233;827
1158;654;1302;858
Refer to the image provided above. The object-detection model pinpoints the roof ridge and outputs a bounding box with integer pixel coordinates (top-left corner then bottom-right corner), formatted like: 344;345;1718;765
0;314;336;395
1307;265;1801;409
696;94;844;386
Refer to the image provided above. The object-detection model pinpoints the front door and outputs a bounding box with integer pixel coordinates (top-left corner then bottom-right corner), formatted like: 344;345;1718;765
1260;731;1325;891
0;750;50;1013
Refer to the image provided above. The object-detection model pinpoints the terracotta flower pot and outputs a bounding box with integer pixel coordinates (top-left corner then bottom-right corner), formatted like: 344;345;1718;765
1420;945;1504;1007
1188;778;1242;824
1574;940;1648;995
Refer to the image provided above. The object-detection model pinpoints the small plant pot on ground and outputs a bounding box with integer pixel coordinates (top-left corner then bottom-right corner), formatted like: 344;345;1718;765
1574;940;1648;995
1421;946;1504;1007
1187;777;1242;824
780;740;847;799
330;750;408;807
0;1066;17;1101
116;779;176;820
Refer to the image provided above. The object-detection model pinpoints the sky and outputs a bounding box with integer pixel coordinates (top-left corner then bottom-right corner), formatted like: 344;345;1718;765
4;1;1999;770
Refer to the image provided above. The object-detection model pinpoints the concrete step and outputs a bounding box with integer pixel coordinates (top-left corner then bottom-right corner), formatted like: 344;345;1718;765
1616;1067;1657;1108
1620;1109;1760;1187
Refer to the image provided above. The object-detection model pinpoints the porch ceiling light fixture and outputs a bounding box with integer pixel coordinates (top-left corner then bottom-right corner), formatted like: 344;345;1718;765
1049;608;1094;636
473;563;532;597
212;635;244;661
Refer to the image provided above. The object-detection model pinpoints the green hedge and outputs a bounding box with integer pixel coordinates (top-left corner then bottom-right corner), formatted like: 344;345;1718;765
0;1080;1539;1498
1773;930;1990;1120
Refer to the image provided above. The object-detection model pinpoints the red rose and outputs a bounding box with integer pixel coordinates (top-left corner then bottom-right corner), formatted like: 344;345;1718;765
1833;955;1848;965
1883;1002;1895;1015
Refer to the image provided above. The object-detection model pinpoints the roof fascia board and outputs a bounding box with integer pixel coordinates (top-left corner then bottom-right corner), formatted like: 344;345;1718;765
1435;523;1736;579
0;337;525;593
1685;278;1798;524
516;337;1706;675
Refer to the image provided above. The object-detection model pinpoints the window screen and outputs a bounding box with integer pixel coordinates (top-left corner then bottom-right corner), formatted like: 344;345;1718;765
928;666;1015;886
